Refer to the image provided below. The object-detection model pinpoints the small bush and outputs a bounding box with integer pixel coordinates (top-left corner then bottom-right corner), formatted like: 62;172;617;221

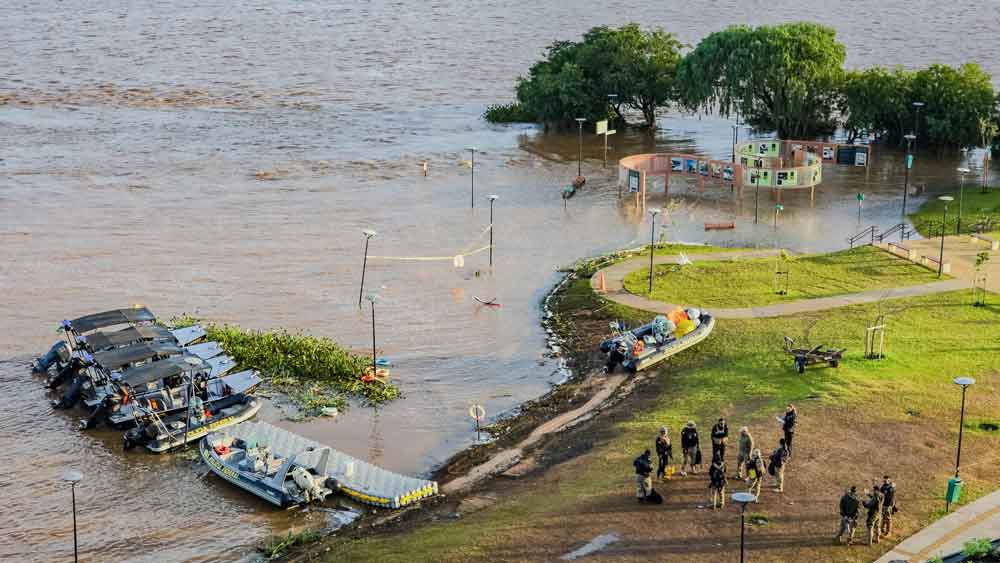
483;102;536;124
962;538;996;560
260;530;321;559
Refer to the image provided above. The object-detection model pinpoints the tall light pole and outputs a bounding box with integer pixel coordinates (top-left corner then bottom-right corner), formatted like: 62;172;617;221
752;168;761;224
606;94;618;168
575;117;586;178
366;293;378;378
488;194;498;266
938;196;953;277
948;376;975;512
359;229;377;307
731;100;741;163
648;208;661;294
62;469;82;563
467;147;476;209
957;167;970;234
903;133;916;215
732;492;756;563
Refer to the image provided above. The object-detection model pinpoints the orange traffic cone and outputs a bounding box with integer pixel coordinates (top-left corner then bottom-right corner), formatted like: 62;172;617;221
597;271;607;293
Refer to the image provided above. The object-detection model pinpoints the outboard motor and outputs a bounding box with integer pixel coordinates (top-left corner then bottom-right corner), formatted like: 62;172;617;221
50;352;94;409
34;341;70;373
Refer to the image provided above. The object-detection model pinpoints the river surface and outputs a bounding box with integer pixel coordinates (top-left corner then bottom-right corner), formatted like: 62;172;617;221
2;1;997;561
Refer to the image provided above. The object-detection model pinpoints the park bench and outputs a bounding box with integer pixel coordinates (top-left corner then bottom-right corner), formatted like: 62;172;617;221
886;242;916;260
920;255;951;274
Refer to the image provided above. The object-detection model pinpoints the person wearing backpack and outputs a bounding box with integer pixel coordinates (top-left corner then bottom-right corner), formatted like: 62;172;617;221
769;438;789;492
736;427;754;479
680;421;700;476
835;485;861;545
745;448;765;500
711;417;729;462
863;486;883;545
655;427;673;480
879;476;897;537
709;457;728;509
633;449;653;502
779;404;797;457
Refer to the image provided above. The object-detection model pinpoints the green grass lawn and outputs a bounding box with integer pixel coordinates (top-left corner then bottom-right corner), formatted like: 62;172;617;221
621;246;943;309
909;187;1000;237
322;265;1000;563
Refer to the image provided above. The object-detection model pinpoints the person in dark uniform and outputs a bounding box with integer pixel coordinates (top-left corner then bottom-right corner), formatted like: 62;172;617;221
836;485;861;545
879;476;897;537
780;404;797;457
863;486;883;545
681;421;700;476
709;456;728;509
655;427;673;480
711;417;729;462
633;449;653;502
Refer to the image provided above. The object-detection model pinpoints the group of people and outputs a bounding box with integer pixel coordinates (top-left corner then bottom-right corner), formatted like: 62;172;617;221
633;404;798;509
836;477;899;546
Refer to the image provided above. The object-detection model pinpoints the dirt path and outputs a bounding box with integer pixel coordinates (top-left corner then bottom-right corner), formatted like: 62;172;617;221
442;372;626;493
591;249;969;318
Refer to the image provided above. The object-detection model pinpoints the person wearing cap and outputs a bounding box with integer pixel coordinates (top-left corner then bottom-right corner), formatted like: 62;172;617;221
780;404;797;457
836;485;861;545
879;476;897;537
862;485;883;545
680;421;700;476
711;417;729;462
633;449;653;502
736;427;754;479
769;438;789;493
708;456;728;509
745;448;765;500
655;427;673;480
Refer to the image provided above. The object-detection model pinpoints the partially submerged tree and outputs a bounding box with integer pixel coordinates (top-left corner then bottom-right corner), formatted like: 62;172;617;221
839;67;914;144
676;22;845;138
910;63;996;147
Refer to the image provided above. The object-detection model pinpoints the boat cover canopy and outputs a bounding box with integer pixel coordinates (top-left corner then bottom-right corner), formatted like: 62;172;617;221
120;356;207;388
93;342;181;370
218;421;438;509
83;325;170;350
70;308;156;333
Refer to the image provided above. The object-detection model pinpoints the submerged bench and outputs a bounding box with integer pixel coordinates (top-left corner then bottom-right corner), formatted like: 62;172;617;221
920;255;951;274
970;233;999;250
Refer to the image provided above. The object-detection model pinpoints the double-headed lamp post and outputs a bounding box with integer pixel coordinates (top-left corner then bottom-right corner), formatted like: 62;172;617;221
62;469;83;563
903;133;916;215
732;492;756;563
957;167;970;234
366;293;378;377
948;376;975;512
575;117;586;178
937;196;953;278
488;195;498;266
648;208;662;294
359;229;377;307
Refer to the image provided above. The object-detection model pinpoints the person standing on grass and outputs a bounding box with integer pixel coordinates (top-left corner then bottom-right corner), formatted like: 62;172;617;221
779;404;797;457
736;427;754;479
711;417;729;462
680;421;700;476
709;456;728;509
655;427;673;480
769;438;789;492
879;476;897;537
835;486;861;545
863;486;883;545
746;448;765;500
633;449;653;502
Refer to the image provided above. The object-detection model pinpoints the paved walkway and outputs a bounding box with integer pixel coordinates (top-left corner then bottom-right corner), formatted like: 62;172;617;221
874;490;1000;563
590;249;970;319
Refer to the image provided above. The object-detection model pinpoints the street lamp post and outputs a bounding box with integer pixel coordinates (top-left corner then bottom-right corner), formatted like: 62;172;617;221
953;377;975;479
575;118;586;178
912;101;925;138
488;195;498;266
366;293;378;377
732;492;756;563
62;469;83;563
903;133;916;215
359;229;377;307
605;94;618;168
937;196;953;277
774;203;784;229
648;208;661;294
467;147;476;209
957;167;970;234
752;169;761;224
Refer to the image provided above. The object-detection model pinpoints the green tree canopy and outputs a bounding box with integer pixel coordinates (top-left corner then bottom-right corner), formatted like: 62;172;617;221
675;22;846;138
839;67;913;144
511;24;683;128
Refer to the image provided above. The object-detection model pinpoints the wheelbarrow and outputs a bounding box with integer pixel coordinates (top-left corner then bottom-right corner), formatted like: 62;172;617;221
783;336;845;374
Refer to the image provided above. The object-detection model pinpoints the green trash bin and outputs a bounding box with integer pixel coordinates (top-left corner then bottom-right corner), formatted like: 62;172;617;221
946;477;963;505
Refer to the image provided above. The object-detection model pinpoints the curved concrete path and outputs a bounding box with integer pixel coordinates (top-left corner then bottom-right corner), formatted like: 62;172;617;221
591;249;970;319
874;489;1000;563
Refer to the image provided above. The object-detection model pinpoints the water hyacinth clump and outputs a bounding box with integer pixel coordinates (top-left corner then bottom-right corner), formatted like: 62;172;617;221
167;315;401;408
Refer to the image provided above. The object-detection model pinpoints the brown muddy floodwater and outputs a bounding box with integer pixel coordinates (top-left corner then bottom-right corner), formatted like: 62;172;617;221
1;1;998;561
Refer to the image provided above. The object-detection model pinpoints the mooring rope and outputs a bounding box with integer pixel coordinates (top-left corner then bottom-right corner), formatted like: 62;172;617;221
368;225;493;261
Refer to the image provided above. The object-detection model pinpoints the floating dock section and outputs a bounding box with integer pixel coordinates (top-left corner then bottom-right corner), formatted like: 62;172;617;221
225;421;438;509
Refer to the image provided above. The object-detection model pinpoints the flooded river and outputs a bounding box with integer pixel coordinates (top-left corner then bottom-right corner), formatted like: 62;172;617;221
2;1;998;561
